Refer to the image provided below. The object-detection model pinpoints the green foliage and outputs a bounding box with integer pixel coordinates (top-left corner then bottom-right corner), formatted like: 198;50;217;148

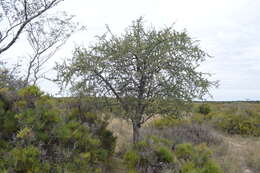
18;85;43;98
123;135;223;173
151;117;190;128
198;104;211;115
155;146;174;163
0;64;25;90
0;89;18;140
192;103;260;137
175;143;195;160
0;86;116;172
212;111;260;136
176;143;223;173
123;136;175;172
9;146;44;172
181;161;199;173
124;150;140;169
201;160;224;173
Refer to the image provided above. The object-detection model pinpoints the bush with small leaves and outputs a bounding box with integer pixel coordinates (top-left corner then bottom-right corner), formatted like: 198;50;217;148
0;86;116;172
123;135;223;173
176;143;223;173
124;136;177;173
155;146;174;163
212;111;260;136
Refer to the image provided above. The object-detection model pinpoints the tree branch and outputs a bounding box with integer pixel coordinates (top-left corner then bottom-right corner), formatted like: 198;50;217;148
0;0;60;55
93;70;129;112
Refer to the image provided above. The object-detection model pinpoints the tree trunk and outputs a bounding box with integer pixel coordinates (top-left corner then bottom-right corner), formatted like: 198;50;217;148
133;122;141;144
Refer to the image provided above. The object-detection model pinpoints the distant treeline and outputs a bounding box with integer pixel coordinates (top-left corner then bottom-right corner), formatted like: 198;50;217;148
194;101;260;104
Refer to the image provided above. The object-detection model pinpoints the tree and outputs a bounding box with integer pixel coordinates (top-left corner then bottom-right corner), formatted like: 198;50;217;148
23;12;78;86
0;0;80;86
0;0;62;55
56;18;216;144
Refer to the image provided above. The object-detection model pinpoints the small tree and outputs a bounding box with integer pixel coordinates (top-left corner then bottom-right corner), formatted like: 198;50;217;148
56;18;216;143
23;12;78;86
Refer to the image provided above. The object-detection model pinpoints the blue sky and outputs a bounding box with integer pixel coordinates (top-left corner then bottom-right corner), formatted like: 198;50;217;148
2;0;260;101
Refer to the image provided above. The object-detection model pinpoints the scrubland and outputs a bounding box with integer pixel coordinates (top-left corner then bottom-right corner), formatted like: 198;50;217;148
108;102;260;173
1;86;260;172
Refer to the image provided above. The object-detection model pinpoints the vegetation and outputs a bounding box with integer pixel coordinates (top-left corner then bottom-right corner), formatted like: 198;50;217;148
191;103;260;136
56;17;215;144
0;2;259;172
0;86;116;172
123;136;223;173
198;103;211;115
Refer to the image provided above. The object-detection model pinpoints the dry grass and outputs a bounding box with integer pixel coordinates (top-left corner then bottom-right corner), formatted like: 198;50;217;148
107;118;132;153
141;122;222;146
106;115;161;153
204;102;260;173
211;134;260;173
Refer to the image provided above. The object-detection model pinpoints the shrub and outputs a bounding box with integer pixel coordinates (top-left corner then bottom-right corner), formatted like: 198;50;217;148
155;146;174;163
175;143;195;160
0;86;116;172
18;85;43;98
143;121;221;146
176;143;223;173
9;146;45;172
201;160;224;173
124;150;140;169
123;135;223;173
123;136;176;173
198;104;211;115
212;111;260;136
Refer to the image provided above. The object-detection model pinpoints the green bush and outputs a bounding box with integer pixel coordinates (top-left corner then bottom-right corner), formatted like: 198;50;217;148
201;160;224;173
176;143;223;173
124;136;175;173
155;146;174;163
9;146;46;172
198;104;211;115
124;150;140;169
0;86;116;172
175;143;195;160
123;135;223;173
212;111;260;136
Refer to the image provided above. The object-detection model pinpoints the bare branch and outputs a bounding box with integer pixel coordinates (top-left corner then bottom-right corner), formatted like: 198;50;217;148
0;0;62;55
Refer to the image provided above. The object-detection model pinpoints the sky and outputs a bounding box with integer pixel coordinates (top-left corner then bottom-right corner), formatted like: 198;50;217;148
3;0;260;101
